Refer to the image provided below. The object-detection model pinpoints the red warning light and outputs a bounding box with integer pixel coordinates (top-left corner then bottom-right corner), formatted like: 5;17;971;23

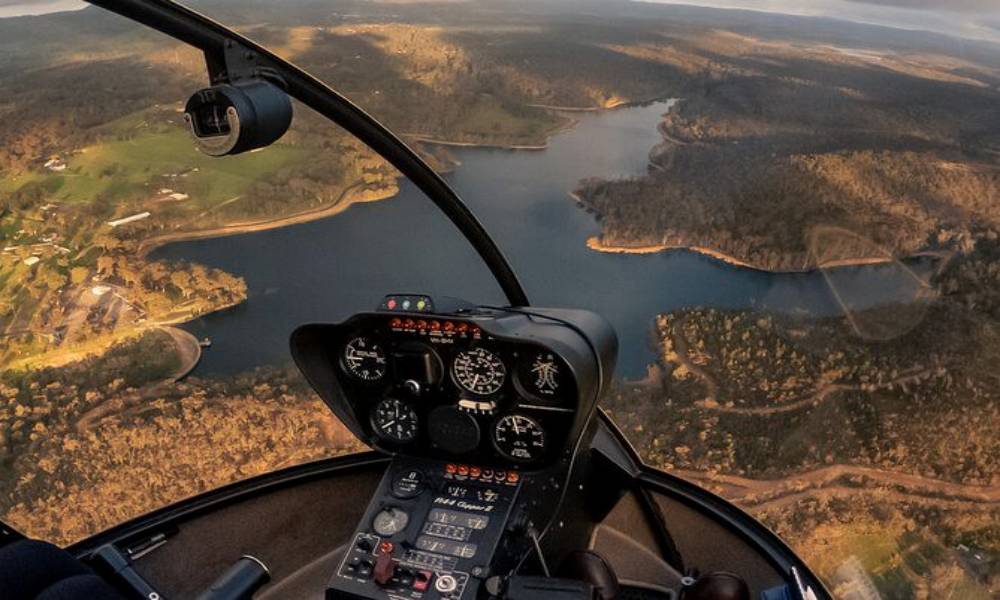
386;299;397;310
456;322;469;333
443;321;455;332
390;318;402;328
429;321;441;331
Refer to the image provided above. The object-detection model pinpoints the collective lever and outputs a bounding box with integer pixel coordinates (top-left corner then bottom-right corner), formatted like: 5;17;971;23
373;552;396;586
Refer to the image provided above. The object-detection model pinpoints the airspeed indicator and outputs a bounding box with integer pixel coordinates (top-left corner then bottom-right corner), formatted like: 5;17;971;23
342;336;387;381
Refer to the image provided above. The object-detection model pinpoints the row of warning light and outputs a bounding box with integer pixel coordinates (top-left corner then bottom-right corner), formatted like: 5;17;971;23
389;318;481;335
444;463;520;483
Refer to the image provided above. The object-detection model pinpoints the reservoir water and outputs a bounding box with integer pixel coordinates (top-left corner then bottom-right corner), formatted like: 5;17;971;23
152;101;933;378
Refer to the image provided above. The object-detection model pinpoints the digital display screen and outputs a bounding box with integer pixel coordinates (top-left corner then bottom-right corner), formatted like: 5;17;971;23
416;535;478;559
427;509;489;530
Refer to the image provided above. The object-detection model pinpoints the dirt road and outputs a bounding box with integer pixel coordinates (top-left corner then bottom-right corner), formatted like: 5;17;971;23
73;326;200;433
671;464;999;513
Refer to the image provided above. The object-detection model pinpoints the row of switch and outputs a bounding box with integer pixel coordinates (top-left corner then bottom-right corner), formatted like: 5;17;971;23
445;463;520;484
347;543;461;596
346;556;436;590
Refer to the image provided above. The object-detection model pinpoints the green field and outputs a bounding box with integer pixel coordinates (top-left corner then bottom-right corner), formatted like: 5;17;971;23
1;109;310;218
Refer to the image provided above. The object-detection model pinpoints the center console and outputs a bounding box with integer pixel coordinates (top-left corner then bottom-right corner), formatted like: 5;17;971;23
290;295;618;600
332;458;520;600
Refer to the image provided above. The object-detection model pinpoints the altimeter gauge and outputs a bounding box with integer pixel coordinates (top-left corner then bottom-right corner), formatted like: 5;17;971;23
371;398;419;443
342;336;387;381
492;414;546;462
452;348;506;395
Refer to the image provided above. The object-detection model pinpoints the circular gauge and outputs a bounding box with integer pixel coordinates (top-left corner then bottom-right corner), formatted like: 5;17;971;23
493;414;547;462
372;507;409;537
516;350;565;403
452;348;506;395
342;336;387;381
371;398;419;444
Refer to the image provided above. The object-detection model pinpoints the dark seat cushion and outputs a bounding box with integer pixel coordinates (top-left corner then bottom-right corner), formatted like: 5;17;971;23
37;574;124;600
0;539;124;600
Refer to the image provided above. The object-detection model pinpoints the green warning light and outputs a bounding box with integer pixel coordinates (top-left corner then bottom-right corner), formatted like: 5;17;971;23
417;299;427;310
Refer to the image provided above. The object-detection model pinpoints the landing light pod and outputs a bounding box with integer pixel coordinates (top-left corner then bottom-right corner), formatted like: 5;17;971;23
184;80;292;156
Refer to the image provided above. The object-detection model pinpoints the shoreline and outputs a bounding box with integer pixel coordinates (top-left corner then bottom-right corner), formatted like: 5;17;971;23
525;100;628;112
3;323;202;373
406;135;548;151
584;236;951;274
403;117;580;152
140;116;593;257
527;94;674;113
137;182;398;258
139;95;680;256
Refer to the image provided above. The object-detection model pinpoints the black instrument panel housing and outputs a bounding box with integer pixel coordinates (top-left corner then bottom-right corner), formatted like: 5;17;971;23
291;307;617;471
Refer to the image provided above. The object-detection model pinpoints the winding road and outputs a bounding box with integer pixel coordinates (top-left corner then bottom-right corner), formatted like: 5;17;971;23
671;465;999;513
73;326;201;434
668;315;941;416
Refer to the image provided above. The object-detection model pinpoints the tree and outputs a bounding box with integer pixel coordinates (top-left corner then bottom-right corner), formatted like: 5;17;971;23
169;271;192;299
96;255;115;275
69;267;90;286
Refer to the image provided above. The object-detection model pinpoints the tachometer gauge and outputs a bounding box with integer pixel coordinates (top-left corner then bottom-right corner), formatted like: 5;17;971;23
371;398;418;443
342;336;387;381
492;414;546;462
452;348;506;395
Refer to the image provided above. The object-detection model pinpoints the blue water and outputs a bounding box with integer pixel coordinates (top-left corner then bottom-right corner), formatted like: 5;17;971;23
152;101;932;378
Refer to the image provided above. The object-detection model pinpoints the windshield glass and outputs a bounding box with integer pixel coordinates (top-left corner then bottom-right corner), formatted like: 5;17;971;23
1;1;997;597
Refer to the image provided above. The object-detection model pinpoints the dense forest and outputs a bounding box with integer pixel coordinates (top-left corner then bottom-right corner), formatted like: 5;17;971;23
603;235;1000;596
575;26;1000;270
0;331;361;545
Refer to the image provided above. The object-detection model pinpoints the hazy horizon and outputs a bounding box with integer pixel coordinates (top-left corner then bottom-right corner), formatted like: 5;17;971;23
642;0;1000;43
3;0;1000;45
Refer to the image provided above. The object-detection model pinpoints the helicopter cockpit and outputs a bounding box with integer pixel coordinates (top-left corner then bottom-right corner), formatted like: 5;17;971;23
291;296;618;600
0;1;862;599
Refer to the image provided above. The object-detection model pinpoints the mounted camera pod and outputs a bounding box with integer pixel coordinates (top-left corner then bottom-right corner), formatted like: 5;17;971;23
184;79;292;156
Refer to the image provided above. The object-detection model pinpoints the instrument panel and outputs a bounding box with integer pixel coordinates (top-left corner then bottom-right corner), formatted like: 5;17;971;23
335;314;578;466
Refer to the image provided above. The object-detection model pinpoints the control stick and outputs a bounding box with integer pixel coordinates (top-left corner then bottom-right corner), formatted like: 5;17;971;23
195;555;271;600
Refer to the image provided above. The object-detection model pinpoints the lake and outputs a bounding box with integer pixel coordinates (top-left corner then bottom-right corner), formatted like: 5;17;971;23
152;100;934;378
